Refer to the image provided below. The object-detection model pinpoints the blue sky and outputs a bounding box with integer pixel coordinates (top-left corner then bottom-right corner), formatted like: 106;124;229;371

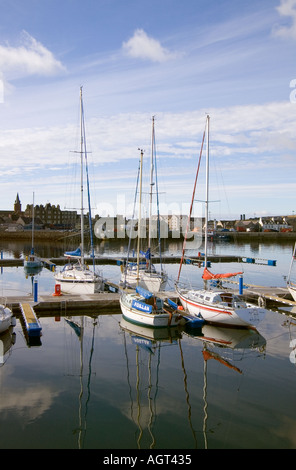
0;0;296;220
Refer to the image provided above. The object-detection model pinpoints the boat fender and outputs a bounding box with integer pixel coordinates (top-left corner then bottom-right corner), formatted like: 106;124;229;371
258;296;266;308
178;305;184;310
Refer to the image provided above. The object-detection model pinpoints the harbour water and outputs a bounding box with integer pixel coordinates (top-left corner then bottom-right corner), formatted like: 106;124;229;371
0;237;296;450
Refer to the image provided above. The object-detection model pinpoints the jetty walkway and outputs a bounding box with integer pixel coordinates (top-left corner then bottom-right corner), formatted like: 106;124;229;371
0;253;277;268
4;282;296;321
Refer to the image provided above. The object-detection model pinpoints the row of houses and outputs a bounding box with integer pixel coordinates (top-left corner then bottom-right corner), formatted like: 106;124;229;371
95;214;296;238
0;194;295;235
215;216;295;233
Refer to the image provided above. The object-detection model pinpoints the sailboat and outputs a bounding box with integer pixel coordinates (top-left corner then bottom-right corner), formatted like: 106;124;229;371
176;115;264;328
120;285;185;328
120;148;184;328
287;242;296;301
54;88;104;295
24;192;43;270
121;118;167;294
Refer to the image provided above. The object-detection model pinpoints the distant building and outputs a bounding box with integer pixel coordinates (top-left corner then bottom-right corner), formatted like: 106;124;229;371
24;202;78;229
235;219;261;232
259;216;292;232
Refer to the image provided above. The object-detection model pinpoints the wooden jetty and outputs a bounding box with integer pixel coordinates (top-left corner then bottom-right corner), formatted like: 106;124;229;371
0;253;277;268
4;281;296;323
19;302;42;336
232;281;296;309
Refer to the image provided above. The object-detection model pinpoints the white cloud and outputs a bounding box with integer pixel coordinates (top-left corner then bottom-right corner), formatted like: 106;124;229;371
0;30;66;79
122;29;177;63
274;0;296;39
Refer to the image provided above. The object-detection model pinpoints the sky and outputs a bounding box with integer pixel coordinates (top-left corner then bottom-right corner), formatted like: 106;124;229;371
0;0;296;220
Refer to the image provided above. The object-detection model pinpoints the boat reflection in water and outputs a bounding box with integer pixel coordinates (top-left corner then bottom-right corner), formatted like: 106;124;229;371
64;314;98;449
186;323;266;449
0;326;16;366
120;316;266;449
120;318;183;449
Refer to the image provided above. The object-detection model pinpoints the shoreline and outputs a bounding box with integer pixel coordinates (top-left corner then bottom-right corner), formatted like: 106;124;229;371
0;230;296;242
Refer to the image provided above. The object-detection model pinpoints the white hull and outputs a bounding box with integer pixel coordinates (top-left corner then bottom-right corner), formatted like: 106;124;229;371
55;265;104;295
0;306;15;334
178;288;264;328
120;292;182;328
121;269;167;294
288;282;296;301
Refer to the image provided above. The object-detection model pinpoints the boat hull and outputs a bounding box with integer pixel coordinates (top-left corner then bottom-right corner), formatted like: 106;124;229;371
24;255;43;269
54;276;103;295
54;267;104;295
120;294;181;328
178;289;262;328
0;306;15;335
288;283;296;301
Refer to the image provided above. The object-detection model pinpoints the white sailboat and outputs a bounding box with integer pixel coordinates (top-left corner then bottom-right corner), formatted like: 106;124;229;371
176;115;264;328
24;192;43;270
121;118;167;293
120;285;185;328
287;242;296;301
54;88;104;295
0;304;15;335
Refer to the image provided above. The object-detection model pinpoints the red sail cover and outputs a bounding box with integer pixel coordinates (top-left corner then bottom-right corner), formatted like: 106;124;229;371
202;267;243;280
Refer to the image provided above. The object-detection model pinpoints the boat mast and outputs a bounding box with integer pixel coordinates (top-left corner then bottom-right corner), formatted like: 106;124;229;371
80;87;84;265
177;119;206;282
204;115;210;287
137;149;144;284
153;118;163;274
31;192;35;255
148;117;155;272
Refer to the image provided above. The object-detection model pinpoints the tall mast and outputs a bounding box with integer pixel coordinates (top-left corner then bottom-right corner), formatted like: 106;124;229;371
80;86;84;265
137;149;144;284
31;192;35;254
204;115;210;286
177;119;206;282
148;117;155;270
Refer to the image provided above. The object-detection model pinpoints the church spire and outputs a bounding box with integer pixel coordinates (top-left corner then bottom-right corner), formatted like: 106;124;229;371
14;193;21;214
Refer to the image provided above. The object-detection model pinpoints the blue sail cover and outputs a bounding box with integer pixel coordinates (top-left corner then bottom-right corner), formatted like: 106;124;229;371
136;286;153;299
64;247;81;258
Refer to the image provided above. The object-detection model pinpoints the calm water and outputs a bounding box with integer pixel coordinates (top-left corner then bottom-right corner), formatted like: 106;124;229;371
0;238;296;450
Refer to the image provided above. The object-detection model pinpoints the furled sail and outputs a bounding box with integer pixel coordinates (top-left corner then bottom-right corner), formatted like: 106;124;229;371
202;267;243;280
64;247;81;258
